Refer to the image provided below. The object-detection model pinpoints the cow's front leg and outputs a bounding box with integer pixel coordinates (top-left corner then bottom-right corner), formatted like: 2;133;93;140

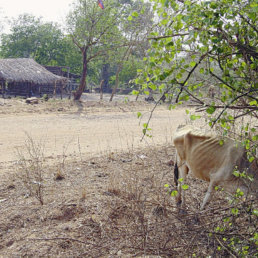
176;163;188;208
200;179;216;210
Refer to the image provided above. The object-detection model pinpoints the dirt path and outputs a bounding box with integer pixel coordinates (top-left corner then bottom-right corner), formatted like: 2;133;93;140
0;101;188;166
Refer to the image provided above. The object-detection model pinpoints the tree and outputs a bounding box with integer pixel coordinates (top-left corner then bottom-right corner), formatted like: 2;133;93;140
0;9;4;38
137;1;257;255
1;15;49;60
0;14;81;72
67;0;154;101
109;0;154;101
67;0;124;100
138;0;257;141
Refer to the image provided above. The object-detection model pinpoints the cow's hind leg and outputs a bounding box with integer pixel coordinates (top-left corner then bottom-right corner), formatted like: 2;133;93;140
200;179;217;210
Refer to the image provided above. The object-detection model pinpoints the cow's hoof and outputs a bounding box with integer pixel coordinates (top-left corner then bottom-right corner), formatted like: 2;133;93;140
176;200;182;207
178;207;187;215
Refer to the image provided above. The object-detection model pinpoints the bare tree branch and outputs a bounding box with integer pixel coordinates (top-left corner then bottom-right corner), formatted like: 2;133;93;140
175;53;209;103
147;33;189;40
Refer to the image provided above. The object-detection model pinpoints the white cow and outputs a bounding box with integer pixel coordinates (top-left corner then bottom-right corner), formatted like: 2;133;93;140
173;125;257;210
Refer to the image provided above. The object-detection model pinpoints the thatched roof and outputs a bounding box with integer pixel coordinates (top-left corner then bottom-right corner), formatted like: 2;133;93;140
0;58;67;85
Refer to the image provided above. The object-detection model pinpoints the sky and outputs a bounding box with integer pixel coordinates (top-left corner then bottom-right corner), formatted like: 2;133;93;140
0;0;74;31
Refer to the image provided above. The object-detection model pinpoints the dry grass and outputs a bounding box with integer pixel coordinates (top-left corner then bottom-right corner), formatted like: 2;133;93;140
15;134;46;205
0;143;257;257
0;97;257;256
0;94;155;116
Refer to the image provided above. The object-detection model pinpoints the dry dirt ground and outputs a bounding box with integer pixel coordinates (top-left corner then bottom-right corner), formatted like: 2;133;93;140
0;94;188;165
0;95;256;257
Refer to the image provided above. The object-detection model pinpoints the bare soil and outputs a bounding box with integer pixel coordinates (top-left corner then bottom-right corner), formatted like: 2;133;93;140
0;94;188;165
0;94;256;257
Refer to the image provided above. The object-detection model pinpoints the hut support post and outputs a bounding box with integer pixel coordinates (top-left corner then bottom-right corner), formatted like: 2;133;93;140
61;83;63;100
53;81;57;99
100;80;104;101
1;82;5;98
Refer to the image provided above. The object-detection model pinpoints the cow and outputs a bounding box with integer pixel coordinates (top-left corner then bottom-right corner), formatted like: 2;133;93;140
173;125;257;210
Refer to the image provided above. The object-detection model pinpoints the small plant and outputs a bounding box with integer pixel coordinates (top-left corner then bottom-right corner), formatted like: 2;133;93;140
54;169;65;181
42;94;49;101
16;133;45;205
56;140;72;178
164;183;178;197
80;187;87;201
124;96;129;103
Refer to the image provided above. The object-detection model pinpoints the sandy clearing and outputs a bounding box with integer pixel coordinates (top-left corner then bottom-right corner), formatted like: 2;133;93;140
0;107;187;166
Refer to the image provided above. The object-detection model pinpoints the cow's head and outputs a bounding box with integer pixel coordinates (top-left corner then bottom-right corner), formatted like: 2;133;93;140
236;157;258;197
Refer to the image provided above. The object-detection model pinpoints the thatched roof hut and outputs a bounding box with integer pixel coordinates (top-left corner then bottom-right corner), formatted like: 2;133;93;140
0;58;66;84
0;58;68;97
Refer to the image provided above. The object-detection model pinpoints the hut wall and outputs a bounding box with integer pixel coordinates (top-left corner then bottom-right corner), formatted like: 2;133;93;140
7;82;31;97
2;82;64;98
0;81;5;97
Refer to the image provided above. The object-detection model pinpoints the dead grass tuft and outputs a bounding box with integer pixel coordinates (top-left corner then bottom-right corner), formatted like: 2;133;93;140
54;169;65;181
15;133;45;205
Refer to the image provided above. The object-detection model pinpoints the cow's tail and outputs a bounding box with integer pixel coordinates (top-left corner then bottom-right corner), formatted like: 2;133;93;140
174;162;179;186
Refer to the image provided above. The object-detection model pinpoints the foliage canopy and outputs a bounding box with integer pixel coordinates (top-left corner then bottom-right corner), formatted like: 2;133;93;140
0;14;81;71
137;0;257;152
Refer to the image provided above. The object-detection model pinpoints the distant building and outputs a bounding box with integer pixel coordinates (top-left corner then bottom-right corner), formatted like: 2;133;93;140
44;65;81;92
0;58;68;98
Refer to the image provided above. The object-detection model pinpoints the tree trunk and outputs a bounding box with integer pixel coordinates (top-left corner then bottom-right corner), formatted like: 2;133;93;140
101;63;110;93
110;46;132;102
74;50;88;101
99;80;104;100
109;65;122;102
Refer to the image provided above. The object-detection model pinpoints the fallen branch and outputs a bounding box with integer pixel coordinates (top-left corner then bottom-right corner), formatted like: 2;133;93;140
29;237;93;246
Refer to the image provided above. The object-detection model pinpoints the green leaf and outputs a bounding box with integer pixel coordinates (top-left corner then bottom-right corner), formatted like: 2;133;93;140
233;171;240;177
206;106;216;114
143;123;148;129
236;188;244;196
249;100;257;106
131;11;139;17
161;19;169;25
132;90;139;95
180;95;189;101
190;61;196;67
182;184;189;190
252;135;258;141
149;84;157;91
169;104;176;110
190;114;201;120
210;2;217;9
231;208;239;215
137;112;142;118
223;217;230;222
219;140;224;146
252;209;258;216
176;73;182;79
171;190;178;197
249;156;255;163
